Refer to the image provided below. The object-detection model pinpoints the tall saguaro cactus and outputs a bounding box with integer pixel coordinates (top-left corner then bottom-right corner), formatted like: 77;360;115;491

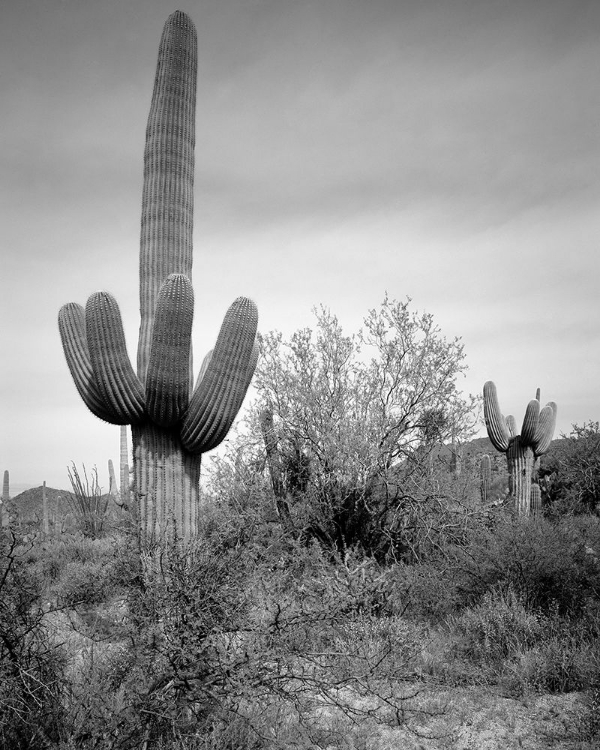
58;12;258;544
483;381;556;516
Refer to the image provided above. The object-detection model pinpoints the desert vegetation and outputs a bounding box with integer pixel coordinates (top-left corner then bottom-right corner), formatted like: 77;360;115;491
2;9;597;750
2;302;600;748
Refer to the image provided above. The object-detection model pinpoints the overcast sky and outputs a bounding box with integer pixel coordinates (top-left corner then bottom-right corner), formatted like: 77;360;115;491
1;0;599;491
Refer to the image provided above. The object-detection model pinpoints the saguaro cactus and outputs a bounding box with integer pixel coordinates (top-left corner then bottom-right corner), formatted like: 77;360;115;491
58;12;258;544
108;459;120;505
1;470;9;528
259;404;293;533
479;454;491;504
119;425;130;509
483;381;556;516
42;481;50;536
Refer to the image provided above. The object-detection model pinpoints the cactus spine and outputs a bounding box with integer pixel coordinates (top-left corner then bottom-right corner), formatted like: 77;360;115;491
58;13;258;545
483;381;556;516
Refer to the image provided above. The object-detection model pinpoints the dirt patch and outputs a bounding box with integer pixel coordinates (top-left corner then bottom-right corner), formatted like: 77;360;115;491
369;684;583;750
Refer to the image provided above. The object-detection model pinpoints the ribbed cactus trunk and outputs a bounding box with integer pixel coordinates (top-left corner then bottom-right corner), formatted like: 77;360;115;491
133;424;201;542
132;12;200;543
506;437;534;516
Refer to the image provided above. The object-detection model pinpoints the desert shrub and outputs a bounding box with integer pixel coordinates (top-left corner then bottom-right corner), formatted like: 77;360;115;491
66;463;110;538
578;670;600;745
21;533;137;609
386;560;463;621
514;636;595;694
447;585;600;696
540;422;600;515
64;530;426;749
0;531;67;749
446;513;600;616
448;587;543;668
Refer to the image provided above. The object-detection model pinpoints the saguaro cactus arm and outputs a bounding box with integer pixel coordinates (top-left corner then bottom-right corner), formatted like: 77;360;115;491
521;399;540;445
59;303;125;424
532;402;557;456
85;292;146;424
181;297;259;454
145;274;194;427
483;381;510;451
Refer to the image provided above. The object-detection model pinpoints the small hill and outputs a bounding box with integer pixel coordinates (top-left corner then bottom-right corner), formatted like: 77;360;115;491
7;485;74;524
5;485;122;534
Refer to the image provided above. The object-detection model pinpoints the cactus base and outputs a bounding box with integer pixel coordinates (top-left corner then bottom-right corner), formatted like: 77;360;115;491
132;422;201;545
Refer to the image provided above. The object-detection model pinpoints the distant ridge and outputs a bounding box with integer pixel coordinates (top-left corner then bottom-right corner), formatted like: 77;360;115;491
6;485;75;525
5;485;121;533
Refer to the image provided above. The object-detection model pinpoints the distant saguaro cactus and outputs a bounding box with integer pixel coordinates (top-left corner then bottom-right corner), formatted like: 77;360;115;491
259;403;293;533
479;454;491;504
483;381;556;516
1;470;9;528
119;425;130;509
42;481;49;536
108;459;120;505
58;12;258;545
450;436;462;478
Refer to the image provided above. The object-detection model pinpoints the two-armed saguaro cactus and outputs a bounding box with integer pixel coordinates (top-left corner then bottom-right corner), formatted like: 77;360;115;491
58;12;258;545
483;381;556;515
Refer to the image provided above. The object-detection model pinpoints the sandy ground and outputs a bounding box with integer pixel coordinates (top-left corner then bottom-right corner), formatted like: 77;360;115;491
361;684;585;750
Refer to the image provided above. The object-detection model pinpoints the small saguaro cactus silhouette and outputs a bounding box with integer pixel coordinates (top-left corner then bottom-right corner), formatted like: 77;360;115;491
483;381;556;516
119;425;130;509
42;481;49;536
479;454;492;504
259;403;294;534
58;12;258;545
1;470;9;528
